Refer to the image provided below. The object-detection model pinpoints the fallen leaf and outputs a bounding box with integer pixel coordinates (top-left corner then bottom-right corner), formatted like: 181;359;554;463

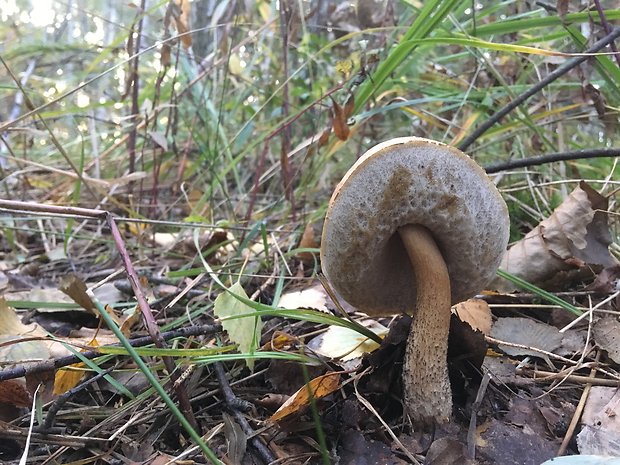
296;221;320;264
160;43;171;67
478;418;556;464
557;0;569;18
318;126;331;147
306;322;387;361
214;282;262;371
53;337;99;395
270;371;341;423
578;386;620;456
60;274;96;313
588;265;620;294
592;317;620;364
425;437;473;465
0;297;50;363
453;299;492;335
490;317;562;359
494;182;618;290
222;412;246;464
260;331;297;351
279;284;330;312
0;380;31;408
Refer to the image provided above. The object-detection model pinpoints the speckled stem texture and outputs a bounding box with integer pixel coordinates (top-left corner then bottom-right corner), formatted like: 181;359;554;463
400;224;452;423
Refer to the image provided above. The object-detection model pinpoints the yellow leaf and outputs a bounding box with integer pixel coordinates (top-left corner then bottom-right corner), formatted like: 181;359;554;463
228;53;243;75
53;337;99;395
270;372;341;423
257;0;272;22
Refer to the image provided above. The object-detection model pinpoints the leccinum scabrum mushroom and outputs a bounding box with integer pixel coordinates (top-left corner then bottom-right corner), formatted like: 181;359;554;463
320;137;509;423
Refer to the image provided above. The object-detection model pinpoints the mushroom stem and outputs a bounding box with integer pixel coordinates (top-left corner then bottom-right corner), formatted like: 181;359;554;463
398;224;452;423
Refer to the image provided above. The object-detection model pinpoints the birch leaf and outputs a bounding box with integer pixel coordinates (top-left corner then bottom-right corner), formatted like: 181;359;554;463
214;282;262;371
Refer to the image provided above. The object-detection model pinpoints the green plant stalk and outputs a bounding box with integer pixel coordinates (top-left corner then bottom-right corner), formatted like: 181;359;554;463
96;345;238;357
564;26;620;101
85;289;222;464
469;10;620;36
53;338;134;399
353;0;462;114
496;269;582;317
301;363;330;465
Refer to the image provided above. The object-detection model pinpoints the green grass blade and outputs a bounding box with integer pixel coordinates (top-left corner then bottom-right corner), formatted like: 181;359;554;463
86;290;222;464
496;269;582;317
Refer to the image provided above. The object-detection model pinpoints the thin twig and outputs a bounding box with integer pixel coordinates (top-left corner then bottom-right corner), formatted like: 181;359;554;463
458;27;620;151
214;362;276;464
39;367;114;432
558;351;602;455
102;212;200;428
517;368;618;387
105;218;199;425
593;0;620;67
484;148;620;174
0;324;221;382
467;372;491;460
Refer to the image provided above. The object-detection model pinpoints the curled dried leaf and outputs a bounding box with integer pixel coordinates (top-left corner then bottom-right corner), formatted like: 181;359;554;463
330;97;350;141
494;181;618;290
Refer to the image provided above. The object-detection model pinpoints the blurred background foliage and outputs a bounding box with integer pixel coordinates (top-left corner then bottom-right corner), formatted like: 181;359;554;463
0;0;618;236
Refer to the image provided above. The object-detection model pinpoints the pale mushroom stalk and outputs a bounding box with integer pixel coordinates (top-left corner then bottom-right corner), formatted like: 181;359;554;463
398;224;452;422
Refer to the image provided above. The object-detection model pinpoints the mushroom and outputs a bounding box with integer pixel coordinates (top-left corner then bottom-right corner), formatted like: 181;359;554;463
320;137;509;423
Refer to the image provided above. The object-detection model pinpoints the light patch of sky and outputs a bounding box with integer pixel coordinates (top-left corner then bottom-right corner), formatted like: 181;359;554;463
0;0;18;21
76;91;90;108
28;0;56;27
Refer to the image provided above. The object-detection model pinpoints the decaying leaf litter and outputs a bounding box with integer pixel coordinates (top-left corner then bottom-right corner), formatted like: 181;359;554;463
0;1;619;465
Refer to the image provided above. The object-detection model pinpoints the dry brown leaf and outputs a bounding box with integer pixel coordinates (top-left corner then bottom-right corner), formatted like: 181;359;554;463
26;368;55;404
0;380;31;408
173;0;192;49
330;97;350;141
490;317;563;358
119;306;141;336
557;0;569;18
344;94;355;118
297;221;320;264
318;126;331;147
588;265;620;294
592;317;620;364
494;181;618;290
453;299;492;335
160;43;171;67
270;371;341;423
60;274;96;313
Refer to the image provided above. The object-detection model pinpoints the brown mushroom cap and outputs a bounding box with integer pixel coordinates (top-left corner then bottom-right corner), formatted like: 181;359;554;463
320;137;509;315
